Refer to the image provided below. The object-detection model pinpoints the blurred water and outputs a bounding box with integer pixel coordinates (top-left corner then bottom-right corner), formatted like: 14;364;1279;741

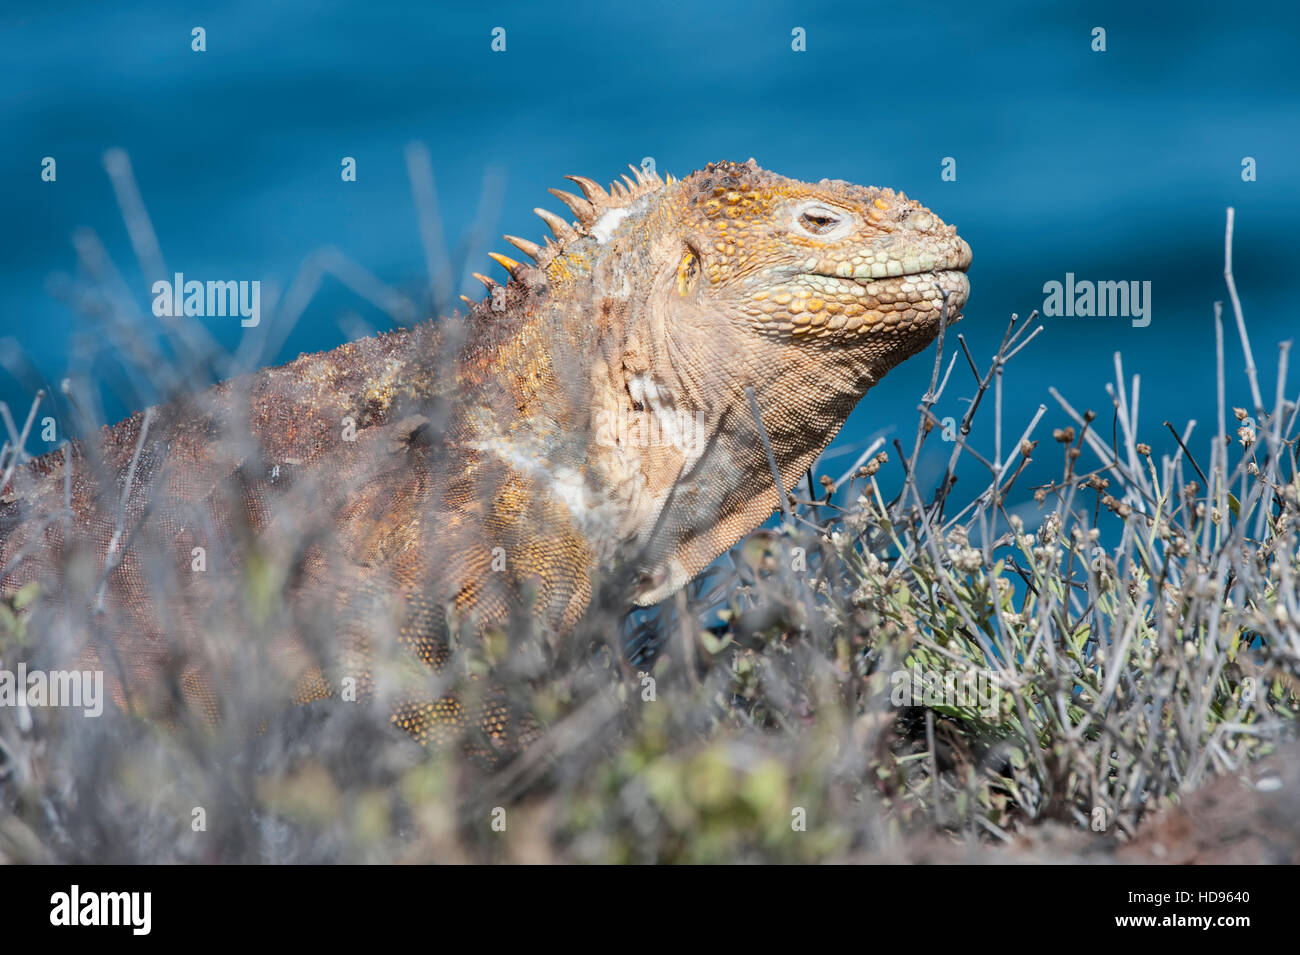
3;0;1297;508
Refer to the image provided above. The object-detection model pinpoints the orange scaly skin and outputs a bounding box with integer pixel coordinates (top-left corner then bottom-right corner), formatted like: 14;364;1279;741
0;160;970;746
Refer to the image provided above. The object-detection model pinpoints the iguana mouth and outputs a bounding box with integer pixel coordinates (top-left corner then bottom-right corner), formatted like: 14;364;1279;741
803;266;970;299
799;240;972;287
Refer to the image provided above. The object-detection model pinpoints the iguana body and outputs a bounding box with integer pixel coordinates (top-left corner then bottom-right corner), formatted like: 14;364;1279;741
0;160;970;744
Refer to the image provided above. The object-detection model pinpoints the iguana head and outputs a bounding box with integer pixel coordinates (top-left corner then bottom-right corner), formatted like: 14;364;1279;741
502;158;969;348
662;159;970;347
484;159;971;606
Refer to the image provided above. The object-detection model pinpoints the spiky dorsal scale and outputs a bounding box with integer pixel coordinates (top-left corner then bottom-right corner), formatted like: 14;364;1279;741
547;188;597;228
487;251;523;277
534;207;579;242
484;165;671;279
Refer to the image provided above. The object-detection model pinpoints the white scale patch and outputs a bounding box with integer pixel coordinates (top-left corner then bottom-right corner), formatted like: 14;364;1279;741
627;372;690;453
591;208;631;244
469;436;616;537
590;194;652;245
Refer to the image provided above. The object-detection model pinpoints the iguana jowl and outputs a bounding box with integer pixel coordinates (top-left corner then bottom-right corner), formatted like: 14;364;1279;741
0;160;970;742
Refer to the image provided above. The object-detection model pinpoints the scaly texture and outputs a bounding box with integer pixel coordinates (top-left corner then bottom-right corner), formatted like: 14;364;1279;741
0;159;971;746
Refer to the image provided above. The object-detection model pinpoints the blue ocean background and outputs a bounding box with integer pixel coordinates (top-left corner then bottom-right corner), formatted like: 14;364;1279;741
3;0;1298;516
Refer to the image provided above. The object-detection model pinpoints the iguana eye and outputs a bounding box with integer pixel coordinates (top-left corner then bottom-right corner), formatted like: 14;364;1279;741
802;209;838;231
677;246;700;295
792;200;853;240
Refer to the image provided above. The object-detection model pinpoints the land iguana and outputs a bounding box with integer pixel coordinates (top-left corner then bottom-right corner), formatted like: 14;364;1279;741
0;159;970;746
